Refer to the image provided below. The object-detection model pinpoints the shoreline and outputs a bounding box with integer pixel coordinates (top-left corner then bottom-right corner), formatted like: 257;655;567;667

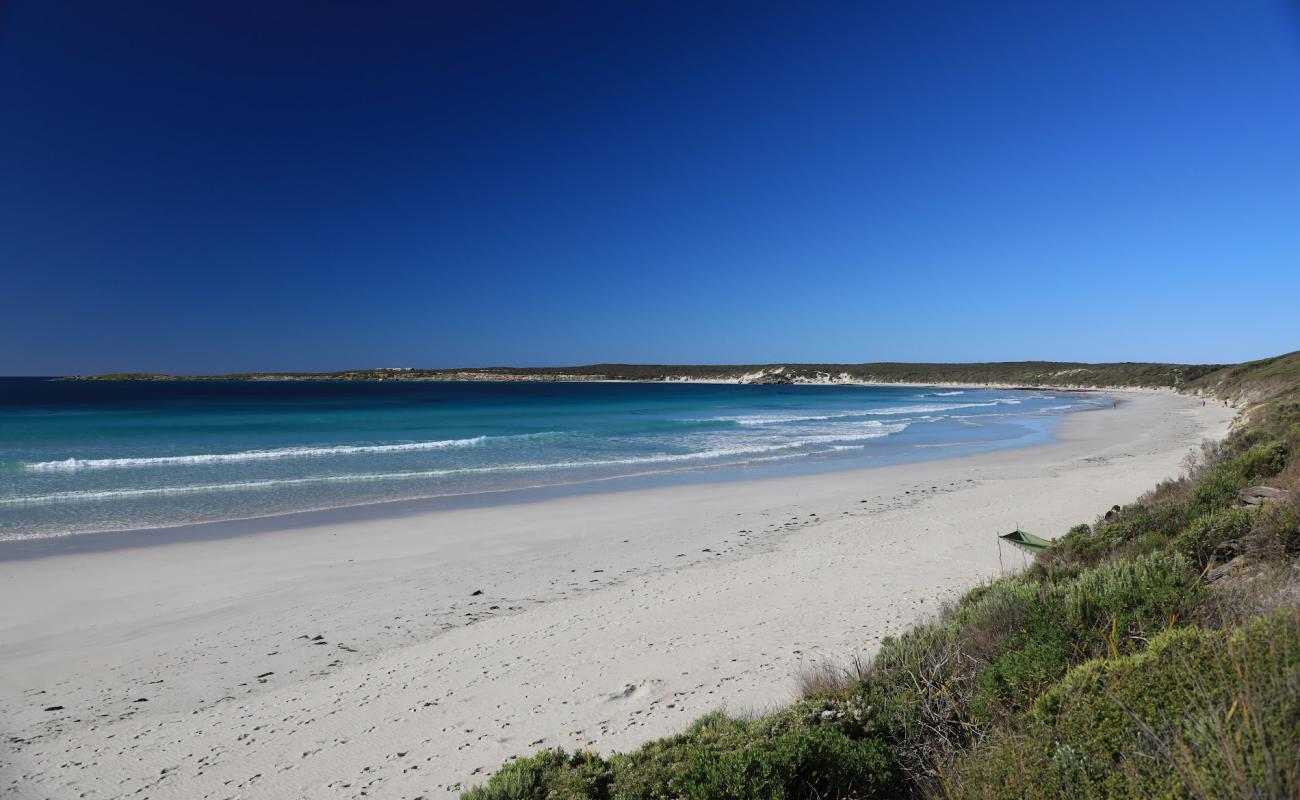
0;391;1235;798
50;373;1228;396
0;385;1107;560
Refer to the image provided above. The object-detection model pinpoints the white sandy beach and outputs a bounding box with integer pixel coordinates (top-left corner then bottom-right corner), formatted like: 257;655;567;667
0;391;1234;799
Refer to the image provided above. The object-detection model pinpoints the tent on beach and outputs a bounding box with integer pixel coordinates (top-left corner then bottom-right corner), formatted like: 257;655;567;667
998;529;1053;556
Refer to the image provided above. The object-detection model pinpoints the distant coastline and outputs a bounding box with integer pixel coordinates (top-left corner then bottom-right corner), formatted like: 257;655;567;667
57;359;1227;390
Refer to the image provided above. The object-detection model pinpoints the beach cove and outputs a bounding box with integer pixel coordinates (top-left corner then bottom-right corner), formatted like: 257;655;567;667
0;391;1234;798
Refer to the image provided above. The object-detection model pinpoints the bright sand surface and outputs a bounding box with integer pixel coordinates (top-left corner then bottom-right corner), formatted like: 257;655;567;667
0;391;1235;799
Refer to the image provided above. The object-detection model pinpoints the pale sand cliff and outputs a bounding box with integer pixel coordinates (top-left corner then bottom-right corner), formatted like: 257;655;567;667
0;392;1234;799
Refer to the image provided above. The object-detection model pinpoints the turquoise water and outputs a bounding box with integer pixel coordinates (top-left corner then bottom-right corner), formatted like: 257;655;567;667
0;379;1107;541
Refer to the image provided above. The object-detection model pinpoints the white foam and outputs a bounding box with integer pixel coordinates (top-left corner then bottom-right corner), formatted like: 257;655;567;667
5;425;909;506
716;412;891;426
699;397;1031;426
24;436;493;471
861;402;985;415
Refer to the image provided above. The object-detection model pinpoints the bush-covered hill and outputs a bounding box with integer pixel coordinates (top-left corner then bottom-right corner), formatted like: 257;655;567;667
66;357;1261;389
461;355;1300;800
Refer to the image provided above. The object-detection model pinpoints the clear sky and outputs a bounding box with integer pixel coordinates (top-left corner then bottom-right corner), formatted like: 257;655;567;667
2;1;1298;374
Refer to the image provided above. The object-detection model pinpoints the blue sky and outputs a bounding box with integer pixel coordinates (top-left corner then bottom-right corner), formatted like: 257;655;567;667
2;1;1298;374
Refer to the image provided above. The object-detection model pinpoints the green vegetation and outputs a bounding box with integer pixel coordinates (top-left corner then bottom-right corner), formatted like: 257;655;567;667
59;351;1300;397
571;361;1229;388
62;357;1264;388
462;353;1300;799
950;614;1300;800
462;708;898;800
1194;351;1300;402
75;372;174;380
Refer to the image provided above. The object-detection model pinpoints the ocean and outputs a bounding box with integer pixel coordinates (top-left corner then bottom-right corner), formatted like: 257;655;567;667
0;378;1108;542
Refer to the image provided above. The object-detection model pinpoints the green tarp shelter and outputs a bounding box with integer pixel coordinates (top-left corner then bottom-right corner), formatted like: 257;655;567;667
999;529;1053;555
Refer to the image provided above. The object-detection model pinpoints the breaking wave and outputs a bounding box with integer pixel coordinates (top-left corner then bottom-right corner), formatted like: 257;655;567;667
5;425;908;505
24;436;497;471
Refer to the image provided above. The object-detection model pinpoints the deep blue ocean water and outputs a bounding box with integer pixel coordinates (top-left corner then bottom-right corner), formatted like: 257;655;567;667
0;378;1108;541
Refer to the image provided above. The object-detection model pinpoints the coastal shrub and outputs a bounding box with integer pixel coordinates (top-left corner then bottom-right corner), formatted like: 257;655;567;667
1054;523;1111;565
1047;613;1300;799
461;713;899;800
1200;559;1300;630
1253;496;1300;556
945;613;1300;800
946;579;1047;647
969;553;1202;719
970;595;1071;718
1140;474;1196;511
867;557;1200;780
1189;464;1246;517
1233;439;1289;481
1049;504;1190;567
795;656;867;699
1120;528;1174;560
1173;508;1255;566
864;633;954;748
866;578;1070;781
1186;437;1236;481
1109;503;1186;543
1021;557;1084;585
1268;402;1300;445
674;724;892;800
861;618;981;788
607;711;897;800
1188;440;1289;519
461;749;611;800
1062;552;1201;655
849;555;1198;792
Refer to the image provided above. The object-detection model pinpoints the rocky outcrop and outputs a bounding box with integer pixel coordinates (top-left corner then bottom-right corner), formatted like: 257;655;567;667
1238;486;1292;507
